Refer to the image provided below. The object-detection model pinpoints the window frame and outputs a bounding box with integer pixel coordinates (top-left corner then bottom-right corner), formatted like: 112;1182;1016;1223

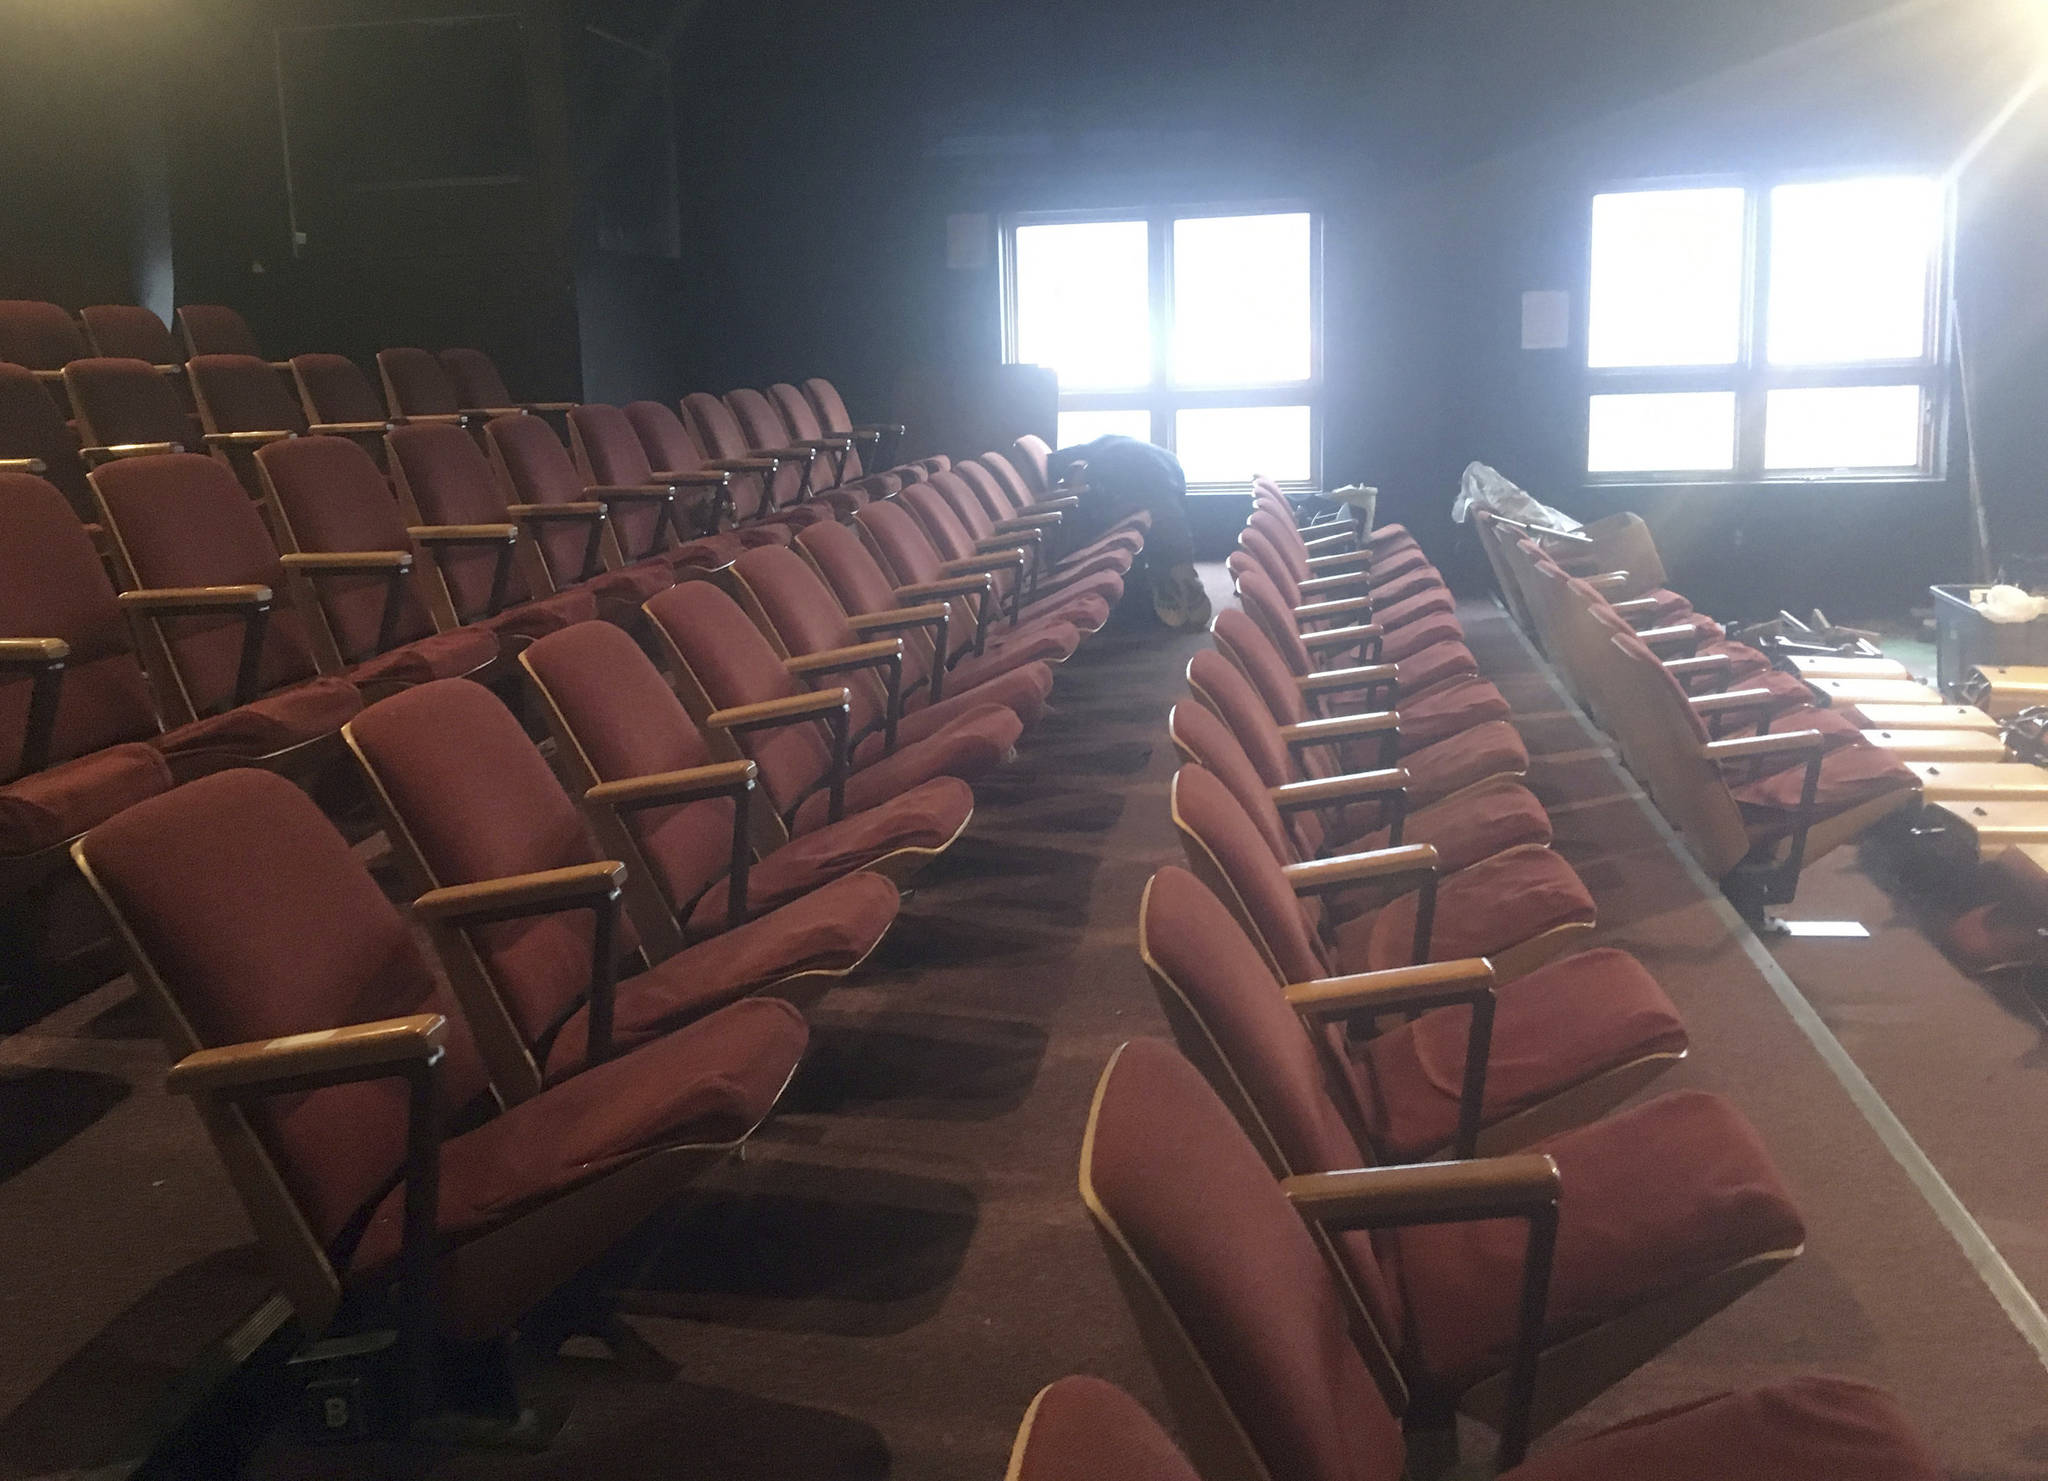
1582;169;1953;488
999;201;1323;493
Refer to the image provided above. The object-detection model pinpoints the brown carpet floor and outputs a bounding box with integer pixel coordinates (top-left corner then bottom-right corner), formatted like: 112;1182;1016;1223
2;575;2046;1478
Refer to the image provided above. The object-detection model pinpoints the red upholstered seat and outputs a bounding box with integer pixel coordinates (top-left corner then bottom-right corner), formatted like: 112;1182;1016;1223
0;743;171;858
1348;719;1529;806
732;544;1053;737
176;305;264;359
377;346;474;418
0;363;94;517
152;678;363;757
726;386;865;515
1005;1378;1200;1481
645;581;1019;836
1729;739;1920;828
682;391;830;530
1371;583;1458;629
1237;567;1476;696
1363;563;1444;609
346;679;900;1074
0;300;90;371
64;357;202;454
857;497;1114;633
81;305;179;363
76;766;808;1349
188;354;307;436
290;354;393;427
943;463;1137;579
617;401;790;552
520;619;972;933
483;414;680;609
901;480;1126;617
565;403;741;566
1343;844;1595;971
769;382;898;496
1397;1090;1804;1390
436;348;524;412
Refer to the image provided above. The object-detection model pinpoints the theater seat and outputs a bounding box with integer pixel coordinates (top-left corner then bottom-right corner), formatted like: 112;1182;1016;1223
682;391;832;530
346;678;899;1095
521;620;972;935
619;400;796;551
74;766;808;1411
176;304;267;360
565;403;742;564
643;580;1019;837
857;496;1115;635
0;362;95;518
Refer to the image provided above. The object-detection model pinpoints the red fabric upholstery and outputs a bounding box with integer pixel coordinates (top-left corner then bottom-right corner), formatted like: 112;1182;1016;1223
1368;545;1430;583
1375;610;1465;664
0;743;171;857
189;355;306;434
1729;740;1920;825
1344;783;1554;874
1397;1090;1804;1389
389;421;545;613
1084;1038;1411;1481
149;678;362;758
353;994;806;1279
81;306;179;364
176;305;263;359
345;627;499;687
793;704;1016;835
770;383;878;486
64;358;197;450
1378;675;1513;754
1510;1379;1941;1481
485;414;623;588
377;347;461;417
1347;844;1595;971
0;363;93;516
0;473;161;763
91;454;331;709
437;349;516;410
567;403;711;562
1351;946;1686;1160
1008;1377;1200;1481
481;588;601;644
1372;584;1457;630
1363;719;1530;807
0;300;89;370
683;391;814;524
290;354;389;426
1366;564;1444;609
902;480;1128;613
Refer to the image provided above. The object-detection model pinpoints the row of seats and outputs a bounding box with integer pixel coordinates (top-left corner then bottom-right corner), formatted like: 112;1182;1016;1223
41;415;1145;1428
1469;510;1921;918
997;486;1942;1480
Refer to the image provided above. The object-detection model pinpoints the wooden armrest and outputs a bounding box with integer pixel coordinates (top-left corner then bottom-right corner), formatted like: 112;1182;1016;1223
1269;768;1411;813
1278;710;1400;747
413;860;625;927
280;550;412;574
705;457;778;473
707;688;851;734
32;369;65;385
0;637;69;669
847;602;950;636
506;501;606;520
1302;623;1384;654
940;551;1028;577
759;445;816;461
584;484;677;501
585;759;757;811
993;511;1062;532
1702;730;1824;763
1689;687;1778;715
1304;547;1372;571
1028;494;1082;512
1284;1154;1560;1227
1663;654;1732;678
896;575;993;601
460;406;528;419
1283;957;1495;1019
1299;662;1399;697
1283;842;1439;898
203;429;295;447
409;523;519;546
652;469;732;487
521;402;581;413
1302;531;1358;554
976;530;1040;552
1297;571;1375;598
81;441;180;465
792;437;851;451
1585;571;1630;593
785;638;901;679
0;456;47;474
307;420;393;435
853;423;904;437
1295;595;1377;623
167;1014;448;1098
118;584;271;615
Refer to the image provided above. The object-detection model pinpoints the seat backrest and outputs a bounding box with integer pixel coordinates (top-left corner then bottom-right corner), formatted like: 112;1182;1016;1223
81;305;179;364
188;354;308;436
91;453;323;713
929;469;999;541
348;678;637;1086
1011;433;1053;495
257;436;438;656
438;348;515;409
800;377;853;437
1007;1377;1205;1481
1167;703;1301;866
852;499;945;587
483;414;610;586
1171;764;1330;984
622;400;706;476
0;471;159;770
0;300;89;370
386;421;539;615
1232;568;1316;677
795;518;905;616
1081;1039;1408;1481
977;452;1032;516
1246;508;1312;580
566;404;671;560
769;382;859;480
899;482;980;563
1184;648;1341;847
1137;869;1409;1364
521;621;741;915
642;581;833;817
950;461;1014;524
63;357;198;451
74;767;494;1323
699;390;804;511
377;347;461;417
177;304;263;359
731;545;904;729
1237;526;1305;606
291;354;389;425
675;394;775;523
0;361;93;516
1211;610;1313;728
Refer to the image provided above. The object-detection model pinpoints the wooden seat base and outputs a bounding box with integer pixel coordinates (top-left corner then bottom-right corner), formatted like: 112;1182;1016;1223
1848;703;1999;733
1806;677;1946;709
1784;654;1914;682
1860;729;2009;762
1908;761;2048;802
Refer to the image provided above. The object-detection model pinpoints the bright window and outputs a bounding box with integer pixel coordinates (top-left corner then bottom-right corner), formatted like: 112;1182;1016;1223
1004;207;1319;489
1586;176;1945;481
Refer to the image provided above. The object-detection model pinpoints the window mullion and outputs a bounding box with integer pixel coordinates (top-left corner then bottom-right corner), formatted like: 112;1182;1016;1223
1734;182;1770;479
1150;212;1171;451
